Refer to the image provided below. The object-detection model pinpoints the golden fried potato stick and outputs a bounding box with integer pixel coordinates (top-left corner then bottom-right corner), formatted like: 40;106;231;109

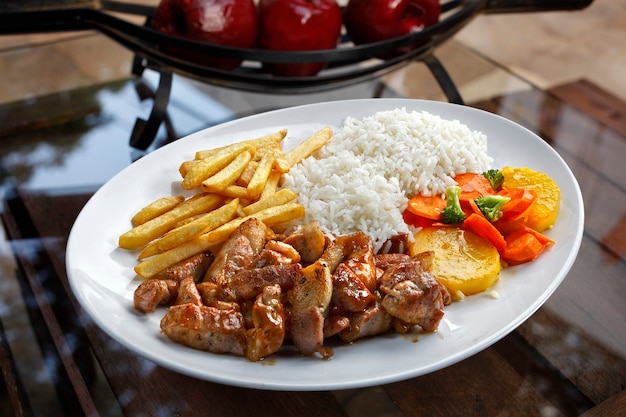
134;234;219;278
236;160;259;187
131;195;185;227
242;188;298;216
194;129;288;160
275;126;332;172
138;199;239;260
247;151;275;199
260;171;282;200
178;160;197;178
204;202;305;245
119;194;223;250
218;185;251;199
201;150;252;193
181;142;254;190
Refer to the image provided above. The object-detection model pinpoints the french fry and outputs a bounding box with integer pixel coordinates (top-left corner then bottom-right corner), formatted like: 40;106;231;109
218;185;251;199
236;160;258;187
134;234;219;278
204;202;305;245
179;160;198;178
138;199;239;259
275;126;332;172
119;194;223;250
182;142;254;190
201;150;252;193
194;129;288;160
131;195;185;227
260;171;282;199
247;151;275;199
243;188;298;216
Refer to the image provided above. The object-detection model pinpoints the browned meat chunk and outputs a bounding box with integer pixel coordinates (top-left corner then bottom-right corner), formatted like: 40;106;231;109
133;279;178;314
245;285;285;362
323;315;351;338
153;252;213;282
204;218;268;286
374;253;411;270
378;233;410;255
320;231;377;291
222;263;301;301
288;260;333;356
160;303;246;356
331;263;376;312
174;276;203;306
282;221;327;265
379;259;447;333
338;302;392;343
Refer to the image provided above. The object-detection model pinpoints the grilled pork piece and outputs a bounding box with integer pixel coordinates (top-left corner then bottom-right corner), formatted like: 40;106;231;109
320;231;377;291
222;263;301;301
374;253;411;270
379;258;447;333
153;252;213;282
203;218;268;286
338;301;392;343
160;302;247;356
245;284;285;362
133;279;178;314
174;276;203;306
281;221;327;264
288;260;333;355
331;263;376;312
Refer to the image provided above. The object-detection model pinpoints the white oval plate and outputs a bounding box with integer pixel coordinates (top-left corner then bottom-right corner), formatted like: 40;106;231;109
66;99;584;391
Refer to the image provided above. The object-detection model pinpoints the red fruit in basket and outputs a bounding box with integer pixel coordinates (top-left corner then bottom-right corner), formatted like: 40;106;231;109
258;0;343;77
344;0;440;57
151;0;258;70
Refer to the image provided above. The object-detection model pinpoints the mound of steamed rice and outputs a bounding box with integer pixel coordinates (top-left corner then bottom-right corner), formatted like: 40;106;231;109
281;108;493;252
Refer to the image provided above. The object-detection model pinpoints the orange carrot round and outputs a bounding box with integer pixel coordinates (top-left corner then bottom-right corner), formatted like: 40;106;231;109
406;194;446;220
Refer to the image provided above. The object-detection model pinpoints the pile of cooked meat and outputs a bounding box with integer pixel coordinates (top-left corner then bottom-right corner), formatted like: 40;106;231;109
134;218;451;362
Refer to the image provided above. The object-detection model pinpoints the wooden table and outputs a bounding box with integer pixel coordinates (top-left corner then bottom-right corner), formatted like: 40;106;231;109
1;34;624;417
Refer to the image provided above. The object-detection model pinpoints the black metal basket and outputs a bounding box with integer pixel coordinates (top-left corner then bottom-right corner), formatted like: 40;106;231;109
0;0;593;148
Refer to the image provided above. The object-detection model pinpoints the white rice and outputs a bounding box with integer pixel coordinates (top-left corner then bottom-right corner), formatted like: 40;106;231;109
281;108;493;252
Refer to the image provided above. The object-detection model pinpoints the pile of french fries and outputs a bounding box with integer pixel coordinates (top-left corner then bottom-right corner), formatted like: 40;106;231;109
118;126;333;279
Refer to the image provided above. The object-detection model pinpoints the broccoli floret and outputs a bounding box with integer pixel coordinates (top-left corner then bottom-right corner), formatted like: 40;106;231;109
440;185;466;225
475;195;511;222
483;169;504;191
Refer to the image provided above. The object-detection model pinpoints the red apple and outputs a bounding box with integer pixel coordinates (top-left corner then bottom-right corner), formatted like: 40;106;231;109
258;0;343;77
151;0;258;70
344;0;440;57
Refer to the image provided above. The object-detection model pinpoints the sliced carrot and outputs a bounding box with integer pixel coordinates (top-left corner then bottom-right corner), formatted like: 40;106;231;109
499;187;537;221
500;230;546;266
517;224;555;247
402;209;436;229
467;198;484;217
492;218;526;235
454;173;493;202
462;213;507;252
406;194;446;220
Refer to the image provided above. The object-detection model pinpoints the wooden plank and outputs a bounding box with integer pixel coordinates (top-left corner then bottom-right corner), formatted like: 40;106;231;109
548;79;626;139
580;389;626;417
384;336;589;416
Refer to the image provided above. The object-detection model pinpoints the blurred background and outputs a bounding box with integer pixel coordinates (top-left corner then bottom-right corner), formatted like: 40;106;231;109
0;0;623;105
